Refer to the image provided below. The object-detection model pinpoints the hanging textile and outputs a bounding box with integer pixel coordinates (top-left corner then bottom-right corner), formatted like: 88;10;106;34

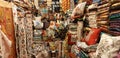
61;0;70;12
0;28;12;58
70;0;75;10
17;11;28;58
34;0;39;9
0;1;16;58
16;11;34;58
25;11;33;58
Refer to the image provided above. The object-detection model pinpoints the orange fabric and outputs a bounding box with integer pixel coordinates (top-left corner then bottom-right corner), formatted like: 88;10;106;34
61;0;70;12
0;6;16;58
69;53;76;58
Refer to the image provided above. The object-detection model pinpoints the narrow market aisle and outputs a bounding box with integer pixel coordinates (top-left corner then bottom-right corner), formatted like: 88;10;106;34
0;0;120;58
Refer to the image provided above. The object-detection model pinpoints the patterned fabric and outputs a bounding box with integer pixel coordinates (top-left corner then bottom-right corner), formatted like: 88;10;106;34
96;33;120;58
17;13;28;58
15;11;33;58
0;1;16;58
61;0;70;12
25;12;33;58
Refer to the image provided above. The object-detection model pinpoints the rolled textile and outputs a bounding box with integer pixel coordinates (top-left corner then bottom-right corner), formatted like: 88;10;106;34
98;15;109;20
109;13;120;19
98;1;109;6
98;12;109;16
97;10;109;15
98;7;109;12
111;2;120;7
77;21;83;40
98;3;109;9
110;0;120;4
97;21;108;25
93;0;100;3
109;20;120;28
109;28;120;32
109;31;120;36
110;10;120;15
110;5;120;11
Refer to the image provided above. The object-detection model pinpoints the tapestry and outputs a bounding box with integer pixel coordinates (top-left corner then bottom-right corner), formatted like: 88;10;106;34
25;12;33;58
17;11;28;58
16;11;34;58
0;1;16;58
61;0;70;12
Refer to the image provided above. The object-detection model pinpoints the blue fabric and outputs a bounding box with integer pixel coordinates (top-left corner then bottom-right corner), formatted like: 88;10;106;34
41;8;48;14
93;0;100;3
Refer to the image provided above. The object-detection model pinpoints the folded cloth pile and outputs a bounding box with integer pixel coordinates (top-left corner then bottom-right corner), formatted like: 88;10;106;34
92;0;100;3
87;3;98;28
97;1;110;33
109;1;120;36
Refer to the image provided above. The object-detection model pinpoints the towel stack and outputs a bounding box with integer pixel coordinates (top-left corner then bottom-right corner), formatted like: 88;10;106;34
109;0;120;36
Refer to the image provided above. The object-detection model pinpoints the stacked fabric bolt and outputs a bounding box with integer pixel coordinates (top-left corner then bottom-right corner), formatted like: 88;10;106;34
109;0;120;36
97;1;110;33
87;3;98;28
92;0;100;3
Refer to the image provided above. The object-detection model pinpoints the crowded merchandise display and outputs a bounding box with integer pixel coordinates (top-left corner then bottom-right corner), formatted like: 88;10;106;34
0;0;120;58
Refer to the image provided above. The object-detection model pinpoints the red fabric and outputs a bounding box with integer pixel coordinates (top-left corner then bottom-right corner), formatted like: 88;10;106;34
68;34;76;45
69;53;76;58
85;28;101;45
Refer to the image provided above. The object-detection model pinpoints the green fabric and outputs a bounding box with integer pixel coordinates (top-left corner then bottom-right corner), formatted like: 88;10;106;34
109;13;120;19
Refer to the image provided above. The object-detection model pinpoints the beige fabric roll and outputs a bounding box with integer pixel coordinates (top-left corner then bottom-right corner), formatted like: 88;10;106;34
110;10;120;15
77;21;83;40
98;3;109;9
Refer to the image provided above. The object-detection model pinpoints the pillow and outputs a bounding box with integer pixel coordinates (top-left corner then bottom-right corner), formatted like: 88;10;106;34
85;28;101;45
96;33;120;58
71;2;86;18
